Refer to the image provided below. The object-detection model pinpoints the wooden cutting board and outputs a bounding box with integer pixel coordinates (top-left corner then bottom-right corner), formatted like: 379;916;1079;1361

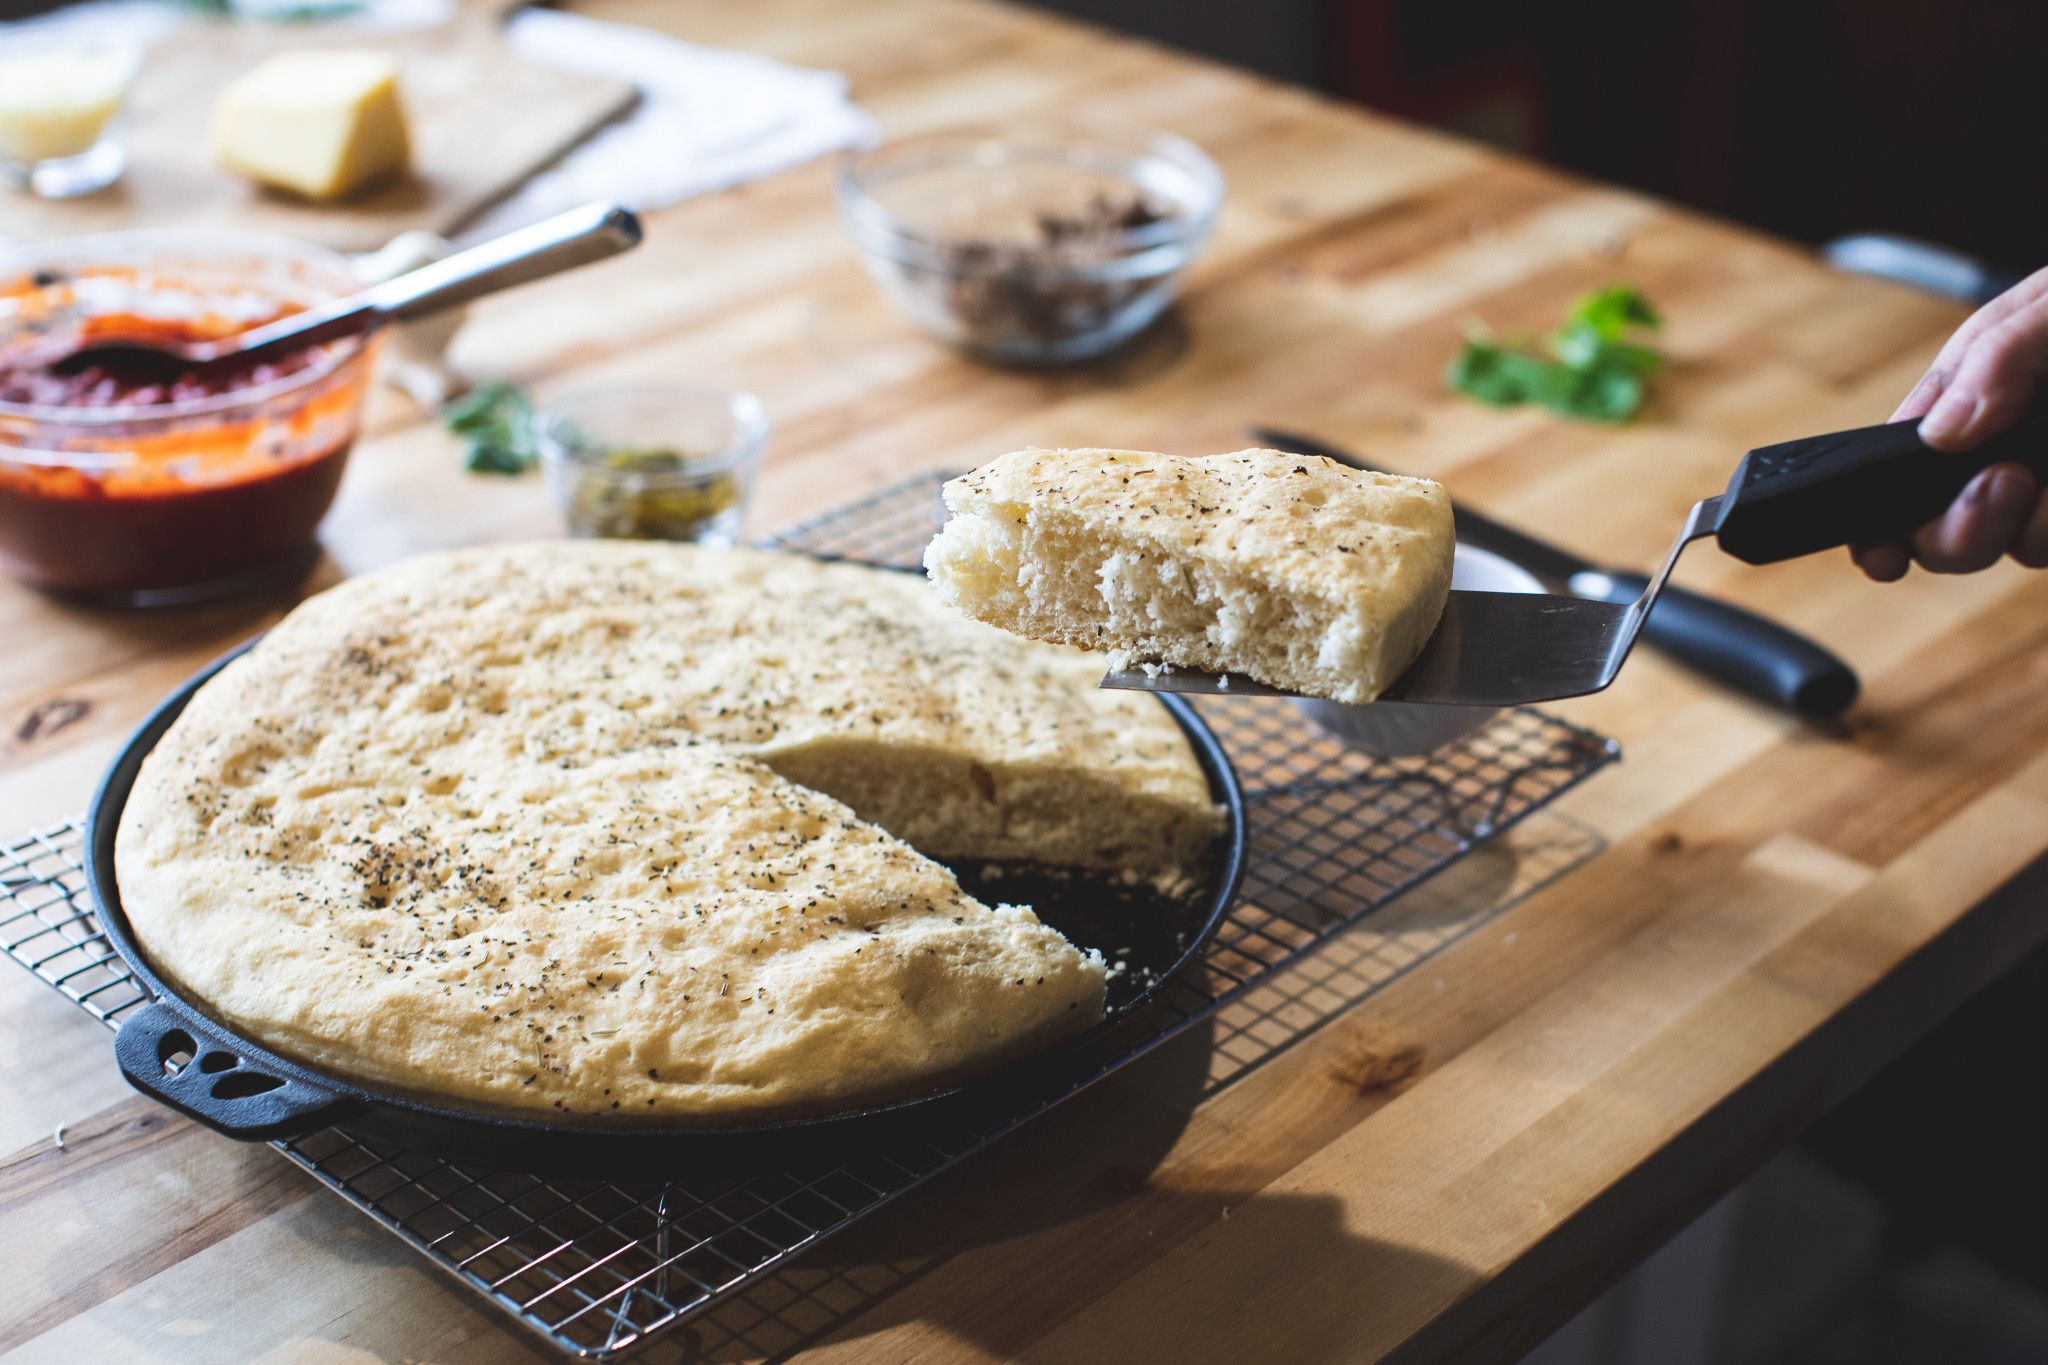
1;0;637;251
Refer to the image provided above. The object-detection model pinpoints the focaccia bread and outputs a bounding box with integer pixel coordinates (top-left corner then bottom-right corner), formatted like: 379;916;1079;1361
925;447;1456;703
115;543;1222;1120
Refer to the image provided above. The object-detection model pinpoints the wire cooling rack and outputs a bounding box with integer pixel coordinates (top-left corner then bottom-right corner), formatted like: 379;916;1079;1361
0;472;1618;1360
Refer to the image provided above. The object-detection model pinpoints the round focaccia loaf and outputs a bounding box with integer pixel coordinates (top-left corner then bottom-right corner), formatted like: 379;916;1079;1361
115;542;1221;1118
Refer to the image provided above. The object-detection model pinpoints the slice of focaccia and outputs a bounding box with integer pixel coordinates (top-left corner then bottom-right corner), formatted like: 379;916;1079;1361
926;447;1455;703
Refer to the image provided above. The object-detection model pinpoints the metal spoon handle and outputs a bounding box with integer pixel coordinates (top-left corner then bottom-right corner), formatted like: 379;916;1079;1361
223;203;644;362
372;202;642;319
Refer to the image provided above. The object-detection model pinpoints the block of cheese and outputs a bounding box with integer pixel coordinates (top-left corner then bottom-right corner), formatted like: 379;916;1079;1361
926;447;1456;704
212;50;412;202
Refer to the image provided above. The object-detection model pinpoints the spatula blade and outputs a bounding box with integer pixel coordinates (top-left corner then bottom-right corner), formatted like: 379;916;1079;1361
1374;591;1634;704
1096;669;1296;698
1099;590;1639;706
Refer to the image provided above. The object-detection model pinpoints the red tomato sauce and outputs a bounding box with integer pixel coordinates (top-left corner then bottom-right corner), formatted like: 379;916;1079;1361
0;339;330;410
0;308;370;599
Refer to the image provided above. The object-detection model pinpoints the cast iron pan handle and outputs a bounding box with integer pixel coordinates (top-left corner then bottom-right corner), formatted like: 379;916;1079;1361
1717;410;2048;564
114;1002;362;1141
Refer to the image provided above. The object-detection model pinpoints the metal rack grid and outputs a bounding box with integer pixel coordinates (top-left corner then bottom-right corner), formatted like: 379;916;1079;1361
0;472;1618;1360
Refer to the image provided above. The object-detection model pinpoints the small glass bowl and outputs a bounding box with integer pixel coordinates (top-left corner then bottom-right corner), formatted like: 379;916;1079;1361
0;31;142;199
837;126;1223;366
536;385;768;547
0;230;377;606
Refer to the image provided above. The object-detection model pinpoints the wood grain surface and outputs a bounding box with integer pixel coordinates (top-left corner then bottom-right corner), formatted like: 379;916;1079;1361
1;0;635;252
3;0;2044;1360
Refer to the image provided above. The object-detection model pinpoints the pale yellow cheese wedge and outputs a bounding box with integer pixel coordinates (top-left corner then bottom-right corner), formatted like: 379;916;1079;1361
212;49;412;202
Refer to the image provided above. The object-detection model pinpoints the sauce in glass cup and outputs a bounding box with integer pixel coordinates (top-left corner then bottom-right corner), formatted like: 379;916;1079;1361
0;231;377;606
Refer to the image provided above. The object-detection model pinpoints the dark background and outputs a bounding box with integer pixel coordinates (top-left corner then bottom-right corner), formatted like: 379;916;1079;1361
1029;0;2044;274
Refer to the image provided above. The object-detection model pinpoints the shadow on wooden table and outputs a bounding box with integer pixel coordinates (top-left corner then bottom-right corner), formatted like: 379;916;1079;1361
668;1011;1473;1364
662;815;1606;1362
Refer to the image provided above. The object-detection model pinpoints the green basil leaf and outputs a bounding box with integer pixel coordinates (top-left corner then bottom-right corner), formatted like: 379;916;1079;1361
443;381;517;432
1447;286;1660;423
1556;323;1663;377
462;444;524;480
442;382;539;475
1569;284;1662;340
1555;319;1605;369
1512;355;1592;412
1566;366;1646;423
1446;341;1528;406
1603;340;1664;376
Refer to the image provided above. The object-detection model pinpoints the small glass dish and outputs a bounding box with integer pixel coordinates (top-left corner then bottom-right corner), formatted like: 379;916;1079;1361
0;31;142;199
837;126;1223;366
0;230;377;606
536;385;768;547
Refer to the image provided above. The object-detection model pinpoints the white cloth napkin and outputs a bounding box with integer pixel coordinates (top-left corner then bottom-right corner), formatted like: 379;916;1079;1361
460;8;875;243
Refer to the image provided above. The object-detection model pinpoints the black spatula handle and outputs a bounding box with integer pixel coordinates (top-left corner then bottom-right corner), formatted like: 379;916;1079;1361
1716;411;2048;564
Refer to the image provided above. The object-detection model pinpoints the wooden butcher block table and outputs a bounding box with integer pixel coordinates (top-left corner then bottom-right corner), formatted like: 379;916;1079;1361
2;0;2042;1360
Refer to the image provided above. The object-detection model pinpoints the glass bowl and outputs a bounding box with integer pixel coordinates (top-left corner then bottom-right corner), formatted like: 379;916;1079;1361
536;385;768;547
0;30;142;199
0;231;377;606
837;126;1223;366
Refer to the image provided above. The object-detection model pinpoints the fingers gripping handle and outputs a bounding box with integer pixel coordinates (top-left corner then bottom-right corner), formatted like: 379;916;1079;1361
114;1002;361;1141
1716;411;2048;564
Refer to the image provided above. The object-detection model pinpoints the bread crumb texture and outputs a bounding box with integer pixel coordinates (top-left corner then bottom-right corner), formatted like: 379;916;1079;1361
926;447;1455;703
116;543;1222;1120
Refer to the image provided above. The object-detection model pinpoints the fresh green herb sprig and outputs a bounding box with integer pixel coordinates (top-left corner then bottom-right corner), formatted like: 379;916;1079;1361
1447;284;1664;424
442;381;538;475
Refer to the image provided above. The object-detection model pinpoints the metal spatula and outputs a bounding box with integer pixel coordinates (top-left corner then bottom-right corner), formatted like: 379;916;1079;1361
1103;412;2048;706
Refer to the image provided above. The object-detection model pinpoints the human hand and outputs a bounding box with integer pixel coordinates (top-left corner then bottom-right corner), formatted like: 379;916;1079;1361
1852;266;2048;581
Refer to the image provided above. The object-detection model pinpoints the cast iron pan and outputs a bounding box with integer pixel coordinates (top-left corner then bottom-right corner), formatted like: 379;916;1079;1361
87;643;1246;1175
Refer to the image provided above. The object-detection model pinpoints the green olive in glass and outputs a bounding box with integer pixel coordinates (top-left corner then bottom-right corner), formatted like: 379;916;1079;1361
536;386;768;547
